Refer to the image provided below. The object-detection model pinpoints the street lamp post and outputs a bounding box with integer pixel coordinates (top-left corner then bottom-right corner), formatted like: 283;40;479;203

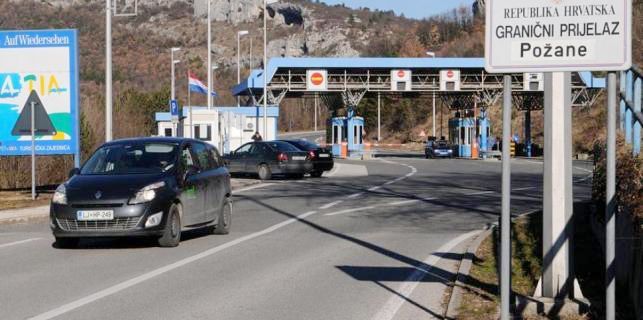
427;51;436;138
263;0;279;140
170;47;181;102
170;48;180;137
207;0;212;110
105;0;112;142
237;30;249;107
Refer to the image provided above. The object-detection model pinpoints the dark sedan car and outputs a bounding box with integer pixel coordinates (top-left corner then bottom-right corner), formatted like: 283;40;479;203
224;141;313;180
279;139;333;178
425;139;454;158
50;137;232;248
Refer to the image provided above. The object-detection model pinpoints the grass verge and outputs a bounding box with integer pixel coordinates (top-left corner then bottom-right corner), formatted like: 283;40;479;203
456;214;589;320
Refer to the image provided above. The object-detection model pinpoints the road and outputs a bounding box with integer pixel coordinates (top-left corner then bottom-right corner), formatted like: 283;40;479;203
0;157;593;320
278;130;326;144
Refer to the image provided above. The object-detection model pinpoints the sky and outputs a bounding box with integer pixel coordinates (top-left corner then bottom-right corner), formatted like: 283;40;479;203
319;0;473;20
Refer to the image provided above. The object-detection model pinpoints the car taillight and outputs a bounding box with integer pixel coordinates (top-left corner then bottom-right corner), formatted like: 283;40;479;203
277;153;288;162
308;151;316;159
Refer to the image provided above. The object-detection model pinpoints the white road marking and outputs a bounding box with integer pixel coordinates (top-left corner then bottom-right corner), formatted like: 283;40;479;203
347;192;363;199
0;238;41;249
368;186;381;191
324;206;375;217
573;166;593;173
388;197;436;206
372;230;481;320
513;187;536;191
28;211;318;320
233;183;275;193
467;190;496;195
319;200;343;210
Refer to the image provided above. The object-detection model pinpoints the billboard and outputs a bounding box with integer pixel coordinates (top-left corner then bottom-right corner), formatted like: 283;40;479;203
0;29;79;157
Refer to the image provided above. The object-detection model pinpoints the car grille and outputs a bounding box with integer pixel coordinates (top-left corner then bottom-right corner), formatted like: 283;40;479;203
56;217;142;231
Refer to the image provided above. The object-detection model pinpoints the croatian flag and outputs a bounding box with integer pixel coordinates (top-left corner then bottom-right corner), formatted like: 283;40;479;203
188;72;217;96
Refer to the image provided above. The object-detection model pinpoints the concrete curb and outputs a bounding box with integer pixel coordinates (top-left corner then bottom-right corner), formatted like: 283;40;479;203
444;228;493;320
0;178;263;225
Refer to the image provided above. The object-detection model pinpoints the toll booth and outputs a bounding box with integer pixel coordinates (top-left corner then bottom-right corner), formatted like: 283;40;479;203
448;111;490;158
329;116;364;158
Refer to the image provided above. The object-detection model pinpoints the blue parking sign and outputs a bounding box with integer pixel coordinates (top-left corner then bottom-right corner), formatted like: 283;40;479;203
170;100;179;123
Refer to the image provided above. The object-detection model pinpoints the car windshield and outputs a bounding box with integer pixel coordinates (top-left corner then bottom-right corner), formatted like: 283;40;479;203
436;141;449;148
267;141;300;152
81;142;178;175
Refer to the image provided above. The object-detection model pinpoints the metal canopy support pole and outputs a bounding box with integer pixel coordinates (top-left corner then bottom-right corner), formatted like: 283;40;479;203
432;79;436;138
606;72;617;320
500;74;512;320
314;93;318;132
262;0;268;140
542;72;572;299
31;102;36;201
377;92;381;142
105;0;112;142
525;109;532;157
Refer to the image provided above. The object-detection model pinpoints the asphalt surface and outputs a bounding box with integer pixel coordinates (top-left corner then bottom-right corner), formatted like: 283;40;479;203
0;157;593;320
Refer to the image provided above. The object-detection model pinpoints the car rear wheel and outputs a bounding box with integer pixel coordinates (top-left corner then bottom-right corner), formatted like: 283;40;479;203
158;204;181;247
213;198;232;235
258;164;272;180
54;237;79;249
310;171;323;178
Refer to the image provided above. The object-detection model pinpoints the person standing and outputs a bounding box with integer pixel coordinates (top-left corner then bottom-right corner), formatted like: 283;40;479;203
251;131;263;141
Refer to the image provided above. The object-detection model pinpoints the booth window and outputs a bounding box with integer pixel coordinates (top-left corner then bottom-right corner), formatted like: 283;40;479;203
164;128;172;137
194;124;212;141
333;126;339;144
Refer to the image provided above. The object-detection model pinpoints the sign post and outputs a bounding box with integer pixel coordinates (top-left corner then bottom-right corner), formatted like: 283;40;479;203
486;1;631;318
11;91;57;200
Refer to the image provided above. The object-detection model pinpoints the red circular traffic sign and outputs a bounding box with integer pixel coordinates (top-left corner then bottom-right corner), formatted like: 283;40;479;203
397;70;405;78
447;70;454;78
310;72;324;86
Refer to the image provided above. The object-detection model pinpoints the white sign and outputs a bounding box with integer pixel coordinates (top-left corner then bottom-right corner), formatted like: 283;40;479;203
306;70;328;91
485;0;632;72
523;73;544;91
390;69;412;91
440;70;461;91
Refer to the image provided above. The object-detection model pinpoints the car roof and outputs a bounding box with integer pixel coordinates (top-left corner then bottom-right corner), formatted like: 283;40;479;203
102;137;201;147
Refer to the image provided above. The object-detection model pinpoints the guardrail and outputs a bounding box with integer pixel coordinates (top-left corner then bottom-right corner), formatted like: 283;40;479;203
619;66;642;155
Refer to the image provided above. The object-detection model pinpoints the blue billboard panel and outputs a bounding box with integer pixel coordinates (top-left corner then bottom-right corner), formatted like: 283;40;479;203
0;29;80;157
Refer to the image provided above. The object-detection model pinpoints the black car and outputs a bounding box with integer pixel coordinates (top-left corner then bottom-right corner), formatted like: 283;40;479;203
279;139;333;178
50;137;232;248
224;141;313;180
425;139;454;158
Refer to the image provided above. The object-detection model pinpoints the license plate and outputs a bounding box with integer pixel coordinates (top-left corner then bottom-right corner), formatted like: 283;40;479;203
292;156;306;161
77;210;114;221
319;154;330;158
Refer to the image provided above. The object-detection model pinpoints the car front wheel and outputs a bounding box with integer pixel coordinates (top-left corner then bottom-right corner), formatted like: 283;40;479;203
158;204;181;247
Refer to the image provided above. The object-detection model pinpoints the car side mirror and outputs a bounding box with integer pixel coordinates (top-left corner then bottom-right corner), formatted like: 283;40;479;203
68;168;80;178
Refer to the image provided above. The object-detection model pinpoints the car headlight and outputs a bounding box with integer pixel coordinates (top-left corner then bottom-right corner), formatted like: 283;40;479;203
448;150;453;153
52;184;67;205
129;181;165;205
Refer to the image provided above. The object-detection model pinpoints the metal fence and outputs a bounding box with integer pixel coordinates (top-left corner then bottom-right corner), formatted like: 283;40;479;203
619;66;642;155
